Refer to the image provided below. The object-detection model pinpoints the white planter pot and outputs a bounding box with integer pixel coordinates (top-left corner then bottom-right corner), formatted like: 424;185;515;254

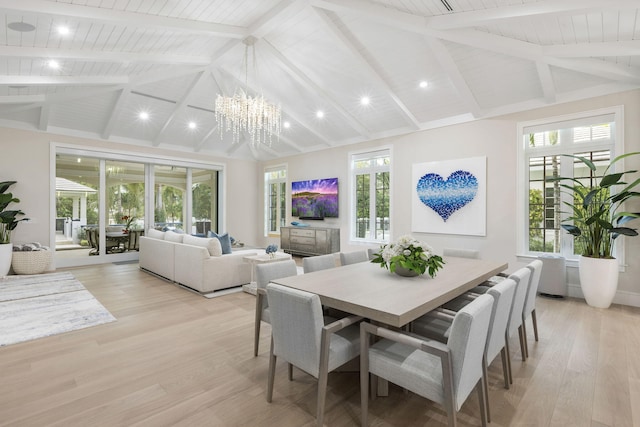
579;255;619;309
0;243;12;276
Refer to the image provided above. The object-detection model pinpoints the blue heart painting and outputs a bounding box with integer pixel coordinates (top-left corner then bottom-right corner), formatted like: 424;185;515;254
416;170;478;222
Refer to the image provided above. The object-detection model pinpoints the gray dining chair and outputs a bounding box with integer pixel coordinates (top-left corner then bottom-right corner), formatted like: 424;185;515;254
303;253;337;273
254;260;298;356
522;259;543;358
360;294;494;427
412;278;517;422
339;250;369;265
266;283;362;427
442;248;480;259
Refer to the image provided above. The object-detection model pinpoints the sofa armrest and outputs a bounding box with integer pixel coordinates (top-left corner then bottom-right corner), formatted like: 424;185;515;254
200;251;259;293
174;243;210;291
139;236;176;281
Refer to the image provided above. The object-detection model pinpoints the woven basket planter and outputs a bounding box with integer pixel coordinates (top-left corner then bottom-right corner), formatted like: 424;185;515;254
11;250;52;275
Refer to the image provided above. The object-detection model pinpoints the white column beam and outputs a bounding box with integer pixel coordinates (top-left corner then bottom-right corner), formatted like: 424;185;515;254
101;87;131;140
536;62;556;104
38;104;50;131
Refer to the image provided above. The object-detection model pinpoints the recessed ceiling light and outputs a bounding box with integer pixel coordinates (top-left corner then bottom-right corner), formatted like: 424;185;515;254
138;111;150;121
283;121;291;129
188;121;197;130
316;110;324;119
47;59;60;69
77;158;82;163
360;96;370;106
57;25;70;36
8;22;36;32
419;80;429;89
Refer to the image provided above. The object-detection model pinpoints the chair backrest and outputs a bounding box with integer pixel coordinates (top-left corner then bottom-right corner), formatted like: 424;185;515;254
523;259;543;317
506;267;532;336
367;248;378;260
266;283;325;377
127;230;141;250
484;278;517;362
447;293;493;410
255;260;298;312
86;228;98;249
443;248;480;259
339;250;368;266
303;253;336;273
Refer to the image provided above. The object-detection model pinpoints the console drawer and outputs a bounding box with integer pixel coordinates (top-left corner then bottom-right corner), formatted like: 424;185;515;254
290;229;315;238
291;236;315;245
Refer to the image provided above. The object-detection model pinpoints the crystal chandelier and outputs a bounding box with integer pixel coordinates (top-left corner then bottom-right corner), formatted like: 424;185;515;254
215;39;281;147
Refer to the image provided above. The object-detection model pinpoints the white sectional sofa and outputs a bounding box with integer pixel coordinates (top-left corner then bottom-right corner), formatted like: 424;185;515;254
139;229;259;294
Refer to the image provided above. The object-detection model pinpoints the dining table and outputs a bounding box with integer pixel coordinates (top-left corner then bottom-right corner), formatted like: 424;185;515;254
271;256;508;328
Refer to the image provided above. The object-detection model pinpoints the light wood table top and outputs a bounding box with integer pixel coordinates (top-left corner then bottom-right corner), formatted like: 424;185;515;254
272;257;508;328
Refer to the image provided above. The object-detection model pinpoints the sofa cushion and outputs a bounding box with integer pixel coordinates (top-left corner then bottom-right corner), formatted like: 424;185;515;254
183;234;222;257
147;228;165;240
165;230;184;243
208;231;232;254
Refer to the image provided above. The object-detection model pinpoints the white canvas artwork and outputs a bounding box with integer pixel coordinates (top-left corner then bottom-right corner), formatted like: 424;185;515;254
411;156;487;236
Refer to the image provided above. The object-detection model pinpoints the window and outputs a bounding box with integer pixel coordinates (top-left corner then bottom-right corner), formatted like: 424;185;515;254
518;108;622;260
264;166;287;235
350;148;391;243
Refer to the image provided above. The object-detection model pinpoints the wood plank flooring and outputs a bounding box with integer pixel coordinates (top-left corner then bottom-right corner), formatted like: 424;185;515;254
1;263;639;426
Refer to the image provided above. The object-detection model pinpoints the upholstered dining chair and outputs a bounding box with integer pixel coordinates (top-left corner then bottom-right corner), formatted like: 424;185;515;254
360;294;494;427
339;250;369;266
442;247;480;259
266;283;362;427
412;278;517;422
253;260;298;356
521;260;543;358
303;253;337;273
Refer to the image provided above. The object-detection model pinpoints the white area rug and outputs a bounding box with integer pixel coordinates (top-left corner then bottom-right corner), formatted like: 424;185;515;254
0;272;116;347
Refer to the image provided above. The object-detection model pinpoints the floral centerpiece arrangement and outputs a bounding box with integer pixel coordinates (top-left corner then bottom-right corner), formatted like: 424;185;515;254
121;215;136;233
266;244;278;259
371;235;445;278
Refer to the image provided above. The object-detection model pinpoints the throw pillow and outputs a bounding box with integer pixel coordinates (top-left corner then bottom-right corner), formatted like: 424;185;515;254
165;230;184;243
207;231;232;254
147;229;165;240
183;234;222;257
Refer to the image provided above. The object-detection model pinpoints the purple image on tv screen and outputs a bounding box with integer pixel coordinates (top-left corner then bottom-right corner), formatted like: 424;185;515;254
291;177;338;218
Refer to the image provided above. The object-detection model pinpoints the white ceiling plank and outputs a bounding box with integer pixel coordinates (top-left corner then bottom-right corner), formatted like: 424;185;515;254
0;46;212;66
38;104;49;131
424;37;482;118
535;62;556;104
101;87;131;139
259;38;371;138
0;76;129;85
544;41;640;58
0;0;247;38
544;57;640;84
0;95;46;104
312;7;421;130
246;0;301;38
194;125;219;152
277;135;303;152
153;70;208;146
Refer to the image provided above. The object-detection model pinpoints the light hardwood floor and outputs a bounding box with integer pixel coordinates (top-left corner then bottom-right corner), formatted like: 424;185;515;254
1;263;639;427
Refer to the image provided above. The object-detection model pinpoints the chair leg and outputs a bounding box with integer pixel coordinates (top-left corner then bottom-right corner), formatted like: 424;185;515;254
532;309;539;342
518;325;527;361
500;347;510;389
254;300;262;357
360;326;369;427
521;318;529;359
482;355;491;423
476;379;488;427
504;334;513;385
266;338;276;403
288;363;293;381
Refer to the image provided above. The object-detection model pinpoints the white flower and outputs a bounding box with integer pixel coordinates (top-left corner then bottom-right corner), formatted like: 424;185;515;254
403;249;411;256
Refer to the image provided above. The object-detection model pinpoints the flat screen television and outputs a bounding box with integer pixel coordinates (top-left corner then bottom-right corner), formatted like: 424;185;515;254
291;177;338;219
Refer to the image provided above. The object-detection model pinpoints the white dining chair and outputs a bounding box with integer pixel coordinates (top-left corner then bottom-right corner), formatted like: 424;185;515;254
303;253;337;273
253;260;298;356
442;248;480;259
360;294;494;427
339;250;369;265
522;259;543;358
266;283;362;426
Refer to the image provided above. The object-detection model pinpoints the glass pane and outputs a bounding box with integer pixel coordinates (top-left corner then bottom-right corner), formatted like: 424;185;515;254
355;174;370;238
375;171;389;241
268;183;277;233
528;155;560;254
279;182;286;228
55;155;99;256
154;165;186;231
192;168;217;235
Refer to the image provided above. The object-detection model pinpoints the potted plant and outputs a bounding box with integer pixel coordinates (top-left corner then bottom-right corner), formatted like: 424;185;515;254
371;234;445;278
551;152;640;308
0;181;29;275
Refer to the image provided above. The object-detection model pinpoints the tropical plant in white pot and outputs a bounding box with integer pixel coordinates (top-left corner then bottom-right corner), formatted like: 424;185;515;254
0;181;28;276
551;152;640;308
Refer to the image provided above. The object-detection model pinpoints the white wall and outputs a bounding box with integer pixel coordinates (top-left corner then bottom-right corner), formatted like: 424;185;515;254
259;89;640;306
0;127;259;257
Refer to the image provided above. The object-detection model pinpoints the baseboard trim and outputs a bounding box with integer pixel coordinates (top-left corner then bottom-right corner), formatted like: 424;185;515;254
567;283;640;308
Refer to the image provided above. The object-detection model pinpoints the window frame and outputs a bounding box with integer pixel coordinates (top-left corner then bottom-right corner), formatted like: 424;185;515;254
516;106;624;266
264;164;287;236
349;147;392;244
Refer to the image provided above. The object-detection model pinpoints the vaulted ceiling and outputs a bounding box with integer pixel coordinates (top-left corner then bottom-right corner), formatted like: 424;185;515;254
1;0;639;161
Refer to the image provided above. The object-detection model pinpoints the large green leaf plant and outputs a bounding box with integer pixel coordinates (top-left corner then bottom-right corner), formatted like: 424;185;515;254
551;152;640;259
0;181;28;244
